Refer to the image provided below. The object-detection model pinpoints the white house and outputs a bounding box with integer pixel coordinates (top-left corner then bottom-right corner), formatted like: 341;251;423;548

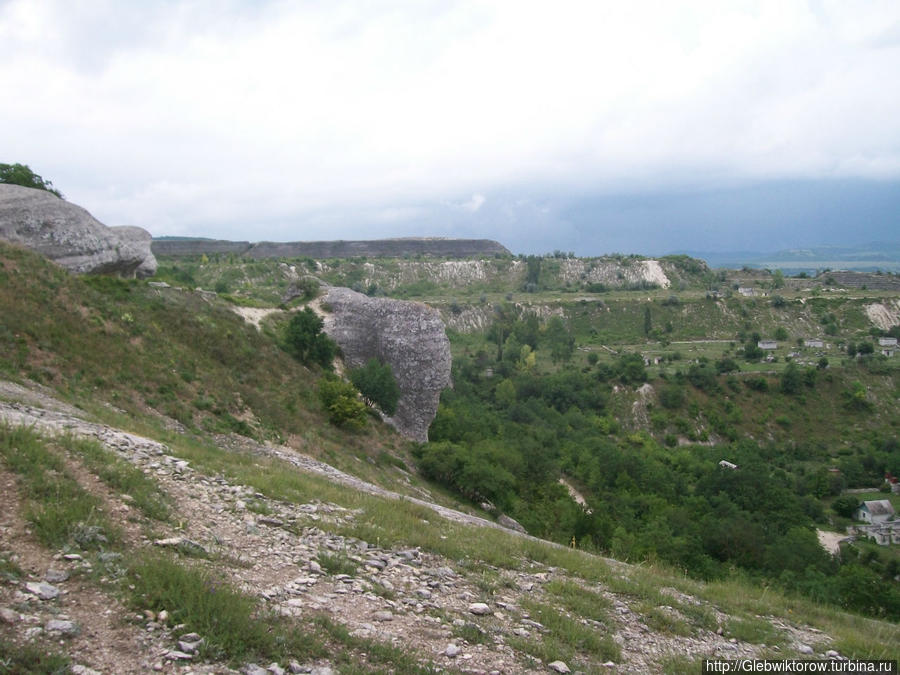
718;460;738;470
855;499;896;524
878;337;898;347
758;340;777;350
804;339;824;348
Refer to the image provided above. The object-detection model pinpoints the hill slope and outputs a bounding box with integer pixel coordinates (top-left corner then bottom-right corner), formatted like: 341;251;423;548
1;241;899;672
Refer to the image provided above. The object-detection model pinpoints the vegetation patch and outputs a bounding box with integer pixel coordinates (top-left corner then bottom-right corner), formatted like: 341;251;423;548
63;435;171;522
0;426;117;550
127;552;324;665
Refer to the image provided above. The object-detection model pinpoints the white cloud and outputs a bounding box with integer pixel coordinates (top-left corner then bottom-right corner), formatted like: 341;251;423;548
460;194;486;213
1;0;898;239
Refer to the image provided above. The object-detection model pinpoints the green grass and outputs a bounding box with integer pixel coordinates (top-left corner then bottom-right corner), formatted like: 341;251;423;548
0;554;23;583
0;639;69;674
127;552;325;665
544;579;613;623
452;621;489;644
0;426;116;550
316;549;359;576
63;436;172;522
516;598;621;665
724;616;785;646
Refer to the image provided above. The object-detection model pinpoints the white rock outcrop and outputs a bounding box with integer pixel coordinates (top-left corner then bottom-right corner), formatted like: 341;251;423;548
0;184;157;277
321;286;452;442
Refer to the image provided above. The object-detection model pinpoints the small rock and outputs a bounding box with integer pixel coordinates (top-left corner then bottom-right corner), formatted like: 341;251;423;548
268;664;286;675
44;569;69;583
71;666;101;675
157;609;169;624
164;650;194;661
45;619;78;635
309;667;334;675
798;644;814;655
548;661;571;674
497;514;526;533
288;662;305;674
63;553;83;561
0;607;19;624
468;602;492;615
178;639;203;653
445;644;461;658
825;650;840;659
24;581;59;600
241;665;268;675
259;517;284;527
308;560;323;575
372;611;393;622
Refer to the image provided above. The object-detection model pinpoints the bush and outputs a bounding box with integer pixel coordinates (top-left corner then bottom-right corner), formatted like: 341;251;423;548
283;308;337;368
349;358;400;415
832;495;859;519
318;375;366;428
658;384;685;409
0;162;62;197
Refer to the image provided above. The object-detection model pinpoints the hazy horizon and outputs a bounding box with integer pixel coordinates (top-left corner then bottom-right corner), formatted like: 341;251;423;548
3;1;899;256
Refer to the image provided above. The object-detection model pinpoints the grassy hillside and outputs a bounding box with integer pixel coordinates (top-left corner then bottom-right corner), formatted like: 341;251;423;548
2;241;899;672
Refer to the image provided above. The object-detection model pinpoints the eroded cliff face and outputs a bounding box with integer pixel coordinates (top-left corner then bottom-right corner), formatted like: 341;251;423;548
321;287;452;442
0;185;157;277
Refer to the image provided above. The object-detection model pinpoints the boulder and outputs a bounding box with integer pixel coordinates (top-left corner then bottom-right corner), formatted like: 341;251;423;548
0;184;157;277
321;287;452;442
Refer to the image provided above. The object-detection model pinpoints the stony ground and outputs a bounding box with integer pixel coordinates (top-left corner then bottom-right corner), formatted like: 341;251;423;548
0;380;839;674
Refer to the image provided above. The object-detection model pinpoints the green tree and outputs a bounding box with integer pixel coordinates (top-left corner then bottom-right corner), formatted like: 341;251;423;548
772;269;785;289
349;358;400;415
544;316;575;364
831;495;859;519
283;307;337;368
780;362;804;395
318;375;367;429
0;163;62;197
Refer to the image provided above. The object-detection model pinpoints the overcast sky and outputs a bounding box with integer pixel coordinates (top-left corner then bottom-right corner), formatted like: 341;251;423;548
2;0;899;255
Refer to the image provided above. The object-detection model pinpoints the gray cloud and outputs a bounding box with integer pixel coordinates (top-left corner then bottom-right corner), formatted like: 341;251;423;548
2;0;898;252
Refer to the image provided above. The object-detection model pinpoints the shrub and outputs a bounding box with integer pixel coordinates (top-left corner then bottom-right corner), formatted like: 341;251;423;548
659;384;684;410
0;162;62;197
318;375;366;429
283;307;336;368
349;358;400;415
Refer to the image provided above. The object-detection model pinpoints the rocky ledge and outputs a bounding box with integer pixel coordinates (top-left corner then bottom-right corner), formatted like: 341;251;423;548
152;237;510;259
0;185;157;278
321;287;452;442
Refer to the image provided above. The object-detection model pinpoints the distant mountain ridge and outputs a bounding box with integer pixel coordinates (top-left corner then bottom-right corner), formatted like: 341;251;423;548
680;242;900;272
152;236;510;259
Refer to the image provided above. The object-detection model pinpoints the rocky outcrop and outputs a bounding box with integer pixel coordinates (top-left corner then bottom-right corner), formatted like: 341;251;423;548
321;287;451;442
557;258;671;289
152;237;509;259
0;184;157;277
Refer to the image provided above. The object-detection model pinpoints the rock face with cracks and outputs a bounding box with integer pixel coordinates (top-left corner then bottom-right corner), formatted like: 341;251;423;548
0;184;157;278
321;286;451;442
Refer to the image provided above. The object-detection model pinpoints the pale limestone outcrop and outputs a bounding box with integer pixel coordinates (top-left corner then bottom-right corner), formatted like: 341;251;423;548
321;286;452;442
0;184;157;277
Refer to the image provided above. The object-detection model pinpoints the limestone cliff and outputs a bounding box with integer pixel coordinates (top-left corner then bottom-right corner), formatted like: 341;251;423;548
0;184;157;277
321;287;451;442
152;237;509;259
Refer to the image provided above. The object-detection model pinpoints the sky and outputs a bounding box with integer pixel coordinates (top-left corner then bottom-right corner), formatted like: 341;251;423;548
2;0;899;256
